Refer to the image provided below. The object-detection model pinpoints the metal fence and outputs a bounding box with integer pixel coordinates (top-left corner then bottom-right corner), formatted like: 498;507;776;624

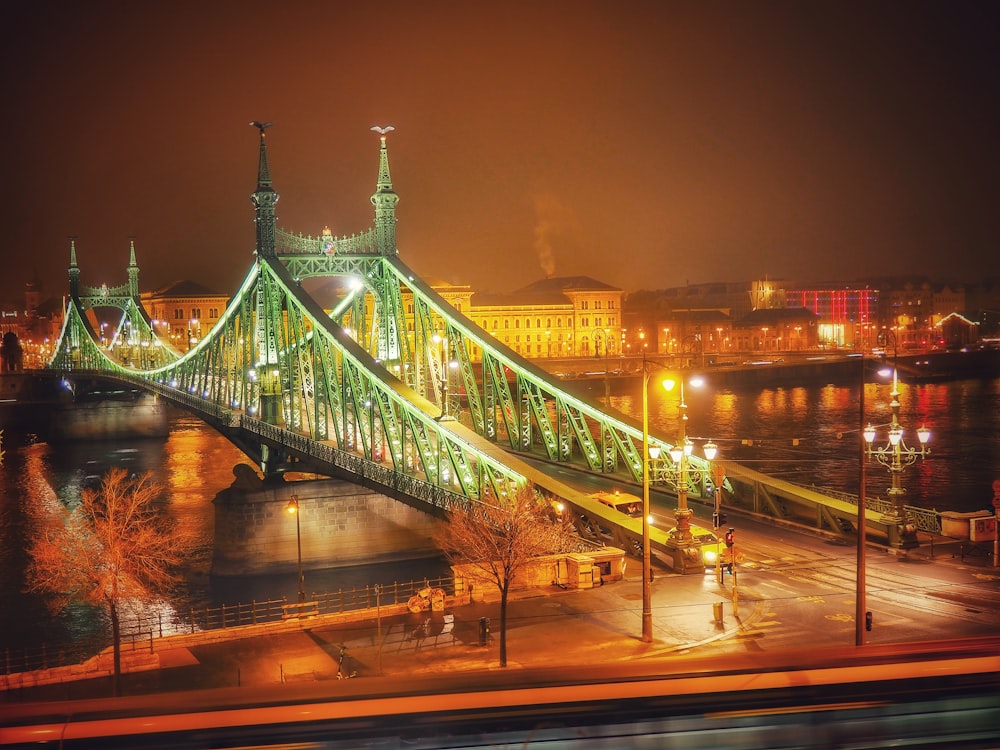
2;576;454;677
799;481;943;534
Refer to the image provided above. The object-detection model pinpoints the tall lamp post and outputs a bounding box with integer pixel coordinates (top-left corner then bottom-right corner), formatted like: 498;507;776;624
640;362;656;643
640;364;711;642
863;367;930;550
662;375;709;575
856;360;916;644
286;496;305;603
856;358;868;646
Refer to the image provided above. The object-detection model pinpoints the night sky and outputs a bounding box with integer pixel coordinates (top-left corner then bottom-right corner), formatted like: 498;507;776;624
3;1;998;305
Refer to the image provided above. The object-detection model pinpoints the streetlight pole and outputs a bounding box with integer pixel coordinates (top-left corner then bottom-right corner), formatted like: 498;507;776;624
856;358;868;646
641;361;653;644
287;496;305;603
664;377;699;574
375;583;383;675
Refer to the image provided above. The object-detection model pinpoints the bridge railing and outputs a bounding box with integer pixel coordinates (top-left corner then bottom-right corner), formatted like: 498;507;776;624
243;417;475;513
793;481;942;534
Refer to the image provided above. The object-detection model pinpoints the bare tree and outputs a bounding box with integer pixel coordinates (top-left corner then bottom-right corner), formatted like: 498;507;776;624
26;467;198;695
435;485;577;667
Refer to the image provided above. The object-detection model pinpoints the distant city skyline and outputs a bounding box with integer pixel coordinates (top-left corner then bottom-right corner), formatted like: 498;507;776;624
2;252;995;309
3;1;998;303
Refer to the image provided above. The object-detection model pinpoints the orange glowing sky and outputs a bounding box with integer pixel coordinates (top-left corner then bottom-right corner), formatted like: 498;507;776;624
2;1;998;304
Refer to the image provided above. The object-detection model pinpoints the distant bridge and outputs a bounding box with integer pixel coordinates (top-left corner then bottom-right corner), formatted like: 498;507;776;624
46;127;934;563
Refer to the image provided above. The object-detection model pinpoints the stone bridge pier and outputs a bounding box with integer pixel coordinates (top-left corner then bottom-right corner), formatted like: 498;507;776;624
211;467;444;577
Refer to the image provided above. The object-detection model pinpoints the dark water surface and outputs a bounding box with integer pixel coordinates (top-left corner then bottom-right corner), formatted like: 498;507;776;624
611;375;1000;514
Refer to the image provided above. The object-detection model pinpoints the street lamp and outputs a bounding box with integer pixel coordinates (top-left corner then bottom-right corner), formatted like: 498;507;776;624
639;362;716;643
855;360;900;645
286;496;305;603
640;361;661;643
856;358;868;646
863;367;930;550
662;374;708;574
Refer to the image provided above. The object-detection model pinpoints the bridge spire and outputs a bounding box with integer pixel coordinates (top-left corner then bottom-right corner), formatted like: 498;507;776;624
127;238;139;297
370;126;399;255
68;237;80;298
250;121;278;259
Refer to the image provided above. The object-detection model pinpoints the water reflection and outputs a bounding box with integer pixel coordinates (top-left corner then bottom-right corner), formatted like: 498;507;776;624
0;409;449;654
611;376;1000;513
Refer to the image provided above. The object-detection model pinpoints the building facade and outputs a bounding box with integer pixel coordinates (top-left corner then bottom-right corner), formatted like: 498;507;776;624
141;281;229;351
468;276;623;360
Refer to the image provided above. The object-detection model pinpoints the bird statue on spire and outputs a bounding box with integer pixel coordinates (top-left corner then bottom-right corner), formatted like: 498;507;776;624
371;125;395;135
250;120;273;134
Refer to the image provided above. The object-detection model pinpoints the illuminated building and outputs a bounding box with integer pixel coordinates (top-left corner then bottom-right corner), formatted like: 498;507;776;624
784;286;877;350
0;280;62;369
141;281;228;351
467;276;622;360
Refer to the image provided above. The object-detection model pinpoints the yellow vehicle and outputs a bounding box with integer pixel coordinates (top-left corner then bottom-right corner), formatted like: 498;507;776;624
590;490;643;518
687;524;723;569
587;492;731;572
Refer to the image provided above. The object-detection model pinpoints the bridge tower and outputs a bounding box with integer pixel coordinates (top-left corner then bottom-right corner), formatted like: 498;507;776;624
371;130;399;255
59;237;177;369
127;237;139;298
249;122;286;477
68;238;81;299
250;121;278;261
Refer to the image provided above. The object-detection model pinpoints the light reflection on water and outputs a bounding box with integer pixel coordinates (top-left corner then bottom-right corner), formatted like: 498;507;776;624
0;407;446;654
611;376;1000;513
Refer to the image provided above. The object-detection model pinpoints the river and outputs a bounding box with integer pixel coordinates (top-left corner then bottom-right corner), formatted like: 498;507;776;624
610;374;1000;514
1;375;997;655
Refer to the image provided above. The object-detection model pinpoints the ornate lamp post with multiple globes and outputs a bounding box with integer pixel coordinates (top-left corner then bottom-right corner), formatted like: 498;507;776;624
855;359;930;644
640;365;716;642
863;367;930;551
662;375;711;575
640;362;662;643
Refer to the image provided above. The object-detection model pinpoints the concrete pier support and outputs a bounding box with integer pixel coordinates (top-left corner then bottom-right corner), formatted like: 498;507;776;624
48;394;169;441
212;467;444;576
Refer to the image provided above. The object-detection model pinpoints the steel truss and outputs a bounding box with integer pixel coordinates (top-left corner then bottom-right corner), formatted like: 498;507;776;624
48;130;714;521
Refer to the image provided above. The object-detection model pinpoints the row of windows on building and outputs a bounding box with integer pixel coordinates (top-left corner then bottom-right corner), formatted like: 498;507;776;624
172;307;220;320
468;316;619;330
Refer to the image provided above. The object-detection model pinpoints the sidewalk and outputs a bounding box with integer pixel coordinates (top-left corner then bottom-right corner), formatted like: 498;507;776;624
0;568;753;702
2;529;994;704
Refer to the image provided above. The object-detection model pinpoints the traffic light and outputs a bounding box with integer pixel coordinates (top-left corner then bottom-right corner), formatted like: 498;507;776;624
865;611;873;632
725;528;735;547
713;512;727;528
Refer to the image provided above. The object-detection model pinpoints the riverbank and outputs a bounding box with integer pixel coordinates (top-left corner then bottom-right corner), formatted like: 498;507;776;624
554;347;1000;397
1;521;995;704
